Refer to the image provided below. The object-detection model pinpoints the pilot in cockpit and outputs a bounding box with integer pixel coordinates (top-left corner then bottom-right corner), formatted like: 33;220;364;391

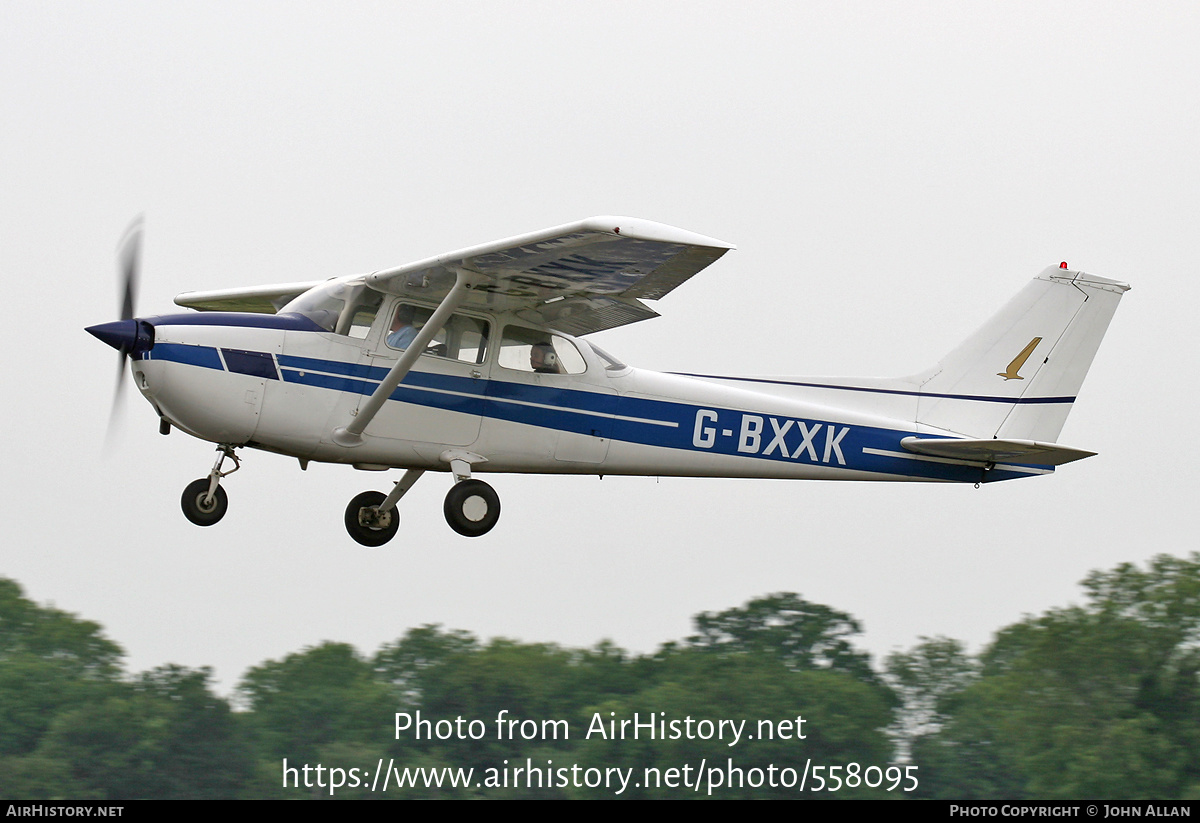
387;305;418;350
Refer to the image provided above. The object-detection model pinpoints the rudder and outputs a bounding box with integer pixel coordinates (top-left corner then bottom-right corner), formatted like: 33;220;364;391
912;266;1129;442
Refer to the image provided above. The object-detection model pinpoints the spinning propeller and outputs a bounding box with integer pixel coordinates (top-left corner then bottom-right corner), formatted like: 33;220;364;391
86;218;154;445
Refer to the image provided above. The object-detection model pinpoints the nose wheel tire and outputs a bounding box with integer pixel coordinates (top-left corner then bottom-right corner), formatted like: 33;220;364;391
181;479;228;526
345;491;399;547
444;479;500;537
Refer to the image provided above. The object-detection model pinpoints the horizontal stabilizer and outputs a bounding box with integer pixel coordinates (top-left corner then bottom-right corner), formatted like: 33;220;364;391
900;437;1096;466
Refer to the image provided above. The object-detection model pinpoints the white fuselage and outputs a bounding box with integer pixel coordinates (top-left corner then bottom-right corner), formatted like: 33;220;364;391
131;312;1046;486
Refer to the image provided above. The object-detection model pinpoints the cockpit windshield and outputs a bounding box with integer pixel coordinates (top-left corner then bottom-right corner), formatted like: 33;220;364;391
280;279;383;338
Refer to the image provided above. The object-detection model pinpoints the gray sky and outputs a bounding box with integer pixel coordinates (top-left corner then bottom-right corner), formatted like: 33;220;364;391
3;1;1196;693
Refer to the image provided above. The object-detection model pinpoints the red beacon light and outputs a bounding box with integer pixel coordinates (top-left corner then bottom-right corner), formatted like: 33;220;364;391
1060;261;1069;269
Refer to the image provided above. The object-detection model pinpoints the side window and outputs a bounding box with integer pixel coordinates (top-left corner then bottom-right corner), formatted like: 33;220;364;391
498;326;586;375
451;315;489;364
385;303;489;364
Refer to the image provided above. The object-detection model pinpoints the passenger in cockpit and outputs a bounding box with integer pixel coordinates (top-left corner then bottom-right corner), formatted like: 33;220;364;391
530;342;562;374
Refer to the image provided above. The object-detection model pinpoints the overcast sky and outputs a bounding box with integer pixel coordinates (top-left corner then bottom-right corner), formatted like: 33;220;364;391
3;1;1197;694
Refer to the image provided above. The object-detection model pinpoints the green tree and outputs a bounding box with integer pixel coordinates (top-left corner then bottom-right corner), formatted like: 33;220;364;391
372;624;479;703
576;594;899;798
0;579;125;798
688;593;882;687
885;636;978;759
132;665;253;798
0;579;122;679
24;666;252;799
240;642;396;768
913;554;1200;799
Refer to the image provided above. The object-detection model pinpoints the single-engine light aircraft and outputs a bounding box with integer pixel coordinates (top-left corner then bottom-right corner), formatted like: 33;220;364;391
87;217;1129;545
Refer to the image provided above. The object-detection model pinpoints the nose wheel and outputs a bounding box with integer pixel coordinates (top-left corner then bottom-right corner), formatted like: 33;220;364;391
181;445;239;527
444;479;500;537
181;479;228;526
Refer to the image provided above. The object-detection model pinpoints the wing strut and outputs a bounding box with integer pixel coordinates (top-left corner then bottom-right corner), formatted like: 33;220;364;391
331;269;478;447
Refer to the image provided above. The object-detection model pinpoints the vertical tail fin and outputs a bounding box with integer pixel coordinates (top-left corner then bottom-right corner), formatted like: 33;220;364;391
913;267;1129;441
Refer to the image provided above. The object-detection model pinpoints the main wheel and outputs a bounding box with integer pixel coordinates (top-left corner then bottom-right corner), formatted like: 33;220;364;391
443;479;500;537
181;478;228;526
344;491;399;547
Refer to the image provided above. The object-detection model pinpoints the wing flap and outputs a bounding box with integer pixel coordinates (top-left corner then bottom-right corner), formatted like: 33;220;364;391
514;295;660;336
900;437;1096;466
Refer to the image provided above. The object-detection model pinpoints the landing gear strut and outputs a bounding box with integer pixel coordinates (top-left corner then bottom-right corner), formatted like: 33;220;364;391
181;445;239;526
344;469;424;547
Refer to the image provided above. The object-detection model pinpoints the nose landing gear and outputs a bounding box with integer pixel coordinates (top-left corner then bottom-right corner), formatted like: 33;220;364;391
181;445;240;526
181;478;228;526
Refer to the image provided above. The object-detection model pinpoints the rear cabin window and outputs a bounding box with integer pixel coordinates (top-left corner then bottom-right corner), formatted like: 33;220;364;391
498;326;586;375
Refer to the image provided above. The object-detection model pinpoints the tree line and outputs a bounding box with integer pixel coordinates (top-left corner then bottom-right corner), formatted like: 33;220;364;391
2;554;1198;799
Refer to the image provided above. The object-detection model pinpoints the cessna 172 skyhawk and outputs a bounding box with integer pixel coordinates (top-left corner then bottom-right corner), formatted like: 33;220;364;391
87;217;1129;545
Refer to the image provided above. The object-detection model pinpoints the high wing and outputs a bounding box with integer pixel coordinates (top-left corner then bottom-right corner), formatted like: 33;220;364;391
174;281;325;314
170;217;734;335
365;216;735;335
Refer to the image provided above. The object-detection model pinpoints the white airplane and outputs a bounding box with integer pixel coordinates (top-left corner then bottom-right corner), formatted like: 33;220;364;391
87;217;1129;545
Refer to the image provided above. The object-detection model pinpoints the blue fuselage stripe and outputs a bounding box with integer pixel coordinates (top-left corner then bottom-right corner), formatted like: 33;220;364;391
148;344;1047;482
671;372;1077;405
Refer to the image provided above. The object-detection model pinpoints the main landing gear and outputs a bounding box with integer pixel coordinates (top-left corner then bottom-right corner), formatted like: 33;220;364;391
443;479;500;538
344;468;423;547
181;445;239;526
342;458;501;545
344;491;399;547
440;454;500;538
